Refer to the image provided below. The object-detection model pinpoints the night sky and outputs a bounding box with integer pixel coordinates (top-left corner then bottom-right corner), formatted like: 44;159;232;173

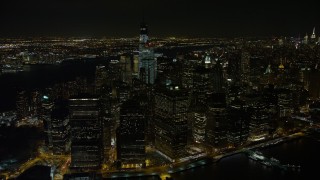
0;0;319;38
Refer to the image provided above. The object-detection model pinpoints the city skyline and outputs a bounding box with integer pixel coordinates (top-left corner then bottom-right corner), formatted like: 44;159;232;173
1;1;320;179
0;0;319;37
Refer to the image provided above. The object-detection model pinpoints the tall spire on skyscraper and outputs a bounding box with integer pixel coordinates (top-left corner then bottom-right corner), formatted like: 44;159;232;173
311;27;316;39
139;11;148;44
138;17;156;85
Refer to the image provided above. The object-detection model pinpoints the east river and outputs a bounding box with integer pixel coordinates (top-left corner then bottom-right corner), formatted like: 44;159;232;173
170;137;320;180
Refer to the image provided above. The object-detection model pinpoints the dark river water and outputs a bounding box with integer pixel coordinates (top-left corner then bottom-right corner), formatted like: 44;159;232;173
0;58;106;111
171;137;320;180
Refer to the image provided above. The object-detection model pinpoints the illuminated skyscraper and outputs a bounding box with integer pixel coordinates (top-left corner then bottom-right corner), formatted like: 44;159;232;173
69;95;102;170
309;27;317;44
138;21;157;84
133;53;139;77
154;85;190;160
99;85;112;163
277;88;293;118
204;54;212;68
120;55;133;84
241;51;250;84
192;103;207;143
181;60;194;89
116;100;145;168
139;22;148;44
248;99;269;142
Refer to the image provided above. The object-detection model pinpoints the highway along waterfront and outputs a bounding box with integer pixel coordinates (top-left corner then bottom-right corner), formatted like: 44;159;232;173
102;130;319;180
170;132;320;180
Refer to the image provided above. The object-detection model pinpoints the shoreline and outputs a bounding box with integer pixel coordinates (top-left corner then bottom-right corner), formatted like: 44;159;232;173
2;129;316;179
103;131;309;179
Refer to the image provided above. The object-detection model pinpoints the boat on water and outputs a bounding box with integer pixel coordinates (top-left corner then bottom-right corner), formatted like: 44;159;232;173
255;151;263;155
270;157;280;163
261;161;272;167
247;150;265;161
286;164;301;169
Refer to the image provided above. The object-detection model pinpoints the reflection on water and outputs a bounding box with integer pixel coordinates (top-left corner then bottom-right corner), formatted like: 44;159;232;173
171;138;320;180
0;127;44;172
0;60;105;111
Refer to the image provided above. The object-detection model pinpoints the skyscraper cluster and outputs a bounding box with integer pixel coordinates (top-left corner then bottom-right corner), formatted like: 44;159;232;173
7;21;320;179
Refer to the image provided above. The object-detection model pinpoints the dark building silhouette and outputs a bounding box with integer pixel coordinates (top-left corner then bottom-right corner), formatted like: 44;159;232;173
157;57;184;86
227;50;241;84
116;100;146;168
212;60;224;93
206;93;228;147
16;90;28;120
40;94;54;148
310;101;320;122
131;78;155;145
30;91;41;116
50;100;70;154
192;66;213;104
95;65;108;94
115;81;131;104
227;98;249;146
309;69;320;99
262;84;278;133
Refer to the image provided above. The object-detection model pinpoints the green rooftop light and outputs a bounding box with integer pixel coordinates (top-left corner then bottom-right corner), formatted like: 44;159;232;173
43;95;49;100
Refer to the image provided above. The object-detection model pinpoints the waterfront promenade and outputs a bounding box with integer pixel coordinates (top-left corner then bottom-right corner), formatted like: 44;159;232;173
103;130;309;179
